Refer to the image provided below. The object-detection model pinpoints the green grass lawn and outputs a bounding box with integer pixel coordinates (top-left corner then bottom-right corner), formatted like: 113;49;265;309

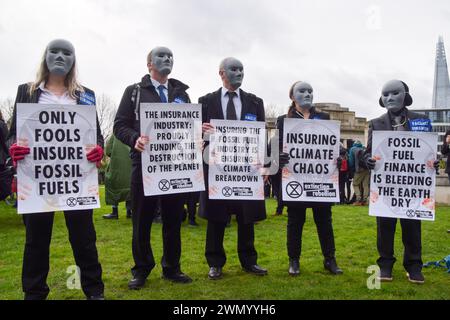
0;187;449;300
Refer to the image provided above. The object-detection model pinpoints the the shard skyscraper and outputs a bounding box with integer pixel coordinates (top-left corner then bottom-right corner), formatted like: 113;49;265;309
432;36;450;109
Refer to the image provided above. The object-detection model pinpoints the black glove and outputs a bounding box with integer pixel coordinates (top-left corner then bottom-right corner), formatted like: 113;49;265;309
365;157;376;170
433;160;440;175
279;152;290;168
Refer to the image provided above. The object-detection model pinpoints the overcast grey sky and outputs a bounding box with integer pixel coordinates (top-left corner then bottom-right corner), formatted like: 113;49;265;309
0;0;449;119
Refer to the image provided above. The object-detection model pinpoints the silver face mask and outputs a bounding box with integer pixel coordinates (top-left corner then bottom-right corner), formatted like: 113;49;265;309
221;58;244;90
45;39;75;76
381;80;407;113
150;47;174;76
293;82;314;110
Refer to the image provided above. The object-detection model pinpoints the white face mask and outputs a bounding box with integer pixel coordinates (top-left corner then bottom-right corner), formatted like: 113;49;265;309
45;39;75;76
381;80;407;112
293;82;314;109
222;58;244;90
151;47;174;76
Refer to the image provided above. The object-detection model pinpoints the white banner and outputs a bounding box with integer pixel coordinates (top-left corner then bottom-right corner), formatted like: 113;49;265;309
16;103;100;214
369;131;437;221
282;119;340;202
140;103;204;196
208;119;266;200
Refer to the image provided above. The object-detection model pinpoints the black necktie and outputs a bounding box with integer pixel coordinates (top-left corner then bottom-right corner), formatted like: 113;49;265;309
226;91;238;120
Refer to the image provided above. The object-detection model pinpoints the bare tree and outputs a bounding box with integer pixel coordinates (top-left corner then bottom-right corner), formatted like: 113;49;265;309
96;94;117;142
265;103;282;120
0;97;15;126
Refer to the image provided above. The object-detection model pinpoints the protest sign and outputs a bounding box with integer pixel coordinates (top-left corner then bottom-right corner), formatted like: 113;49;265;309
282;119;340;202
369;131;437;221
208;119;266;200
140;103;204;196
16;103;100;214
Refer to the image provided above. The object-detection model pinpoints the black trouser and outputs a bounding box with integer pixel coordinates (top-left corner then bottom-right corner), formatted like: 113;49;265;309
186;192;199;221
339;171;349;203
22;210;103;300
287;206;336;260
272;174;284;214
112;200;132;211
130;171;184;279
346;172;354;203
125;200;132;212
264;182;271;198
376;217;422;273
205;212;257;268
276;196;285;214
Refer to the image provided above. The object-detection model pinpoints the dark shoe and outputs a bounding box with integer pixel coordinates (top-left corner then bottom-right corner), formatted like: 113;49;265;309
86;294;105;300
103;212;118;219
407;271;425;284
189;219;199;226
288;259;300;276
126;210;132;219
377;268;393;282
163;272;193;284
243;264;268;276
104;206;119;219
208;267;223;280
324;258;343;275
128;277;146;290
273;211;282;216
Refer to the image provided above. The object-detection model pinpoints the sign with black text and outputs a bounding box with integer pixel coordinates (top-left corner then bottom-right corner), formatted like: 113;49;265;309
369;131;437;221
282;119;340;202
140;103;204;196
208;120;266;200
16;103;100;214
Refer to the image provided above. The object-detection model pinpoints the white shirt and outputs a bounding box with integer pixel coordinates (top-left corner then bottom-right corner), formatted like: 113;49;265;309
38;83;76;105
221;87;242;120
151;77;169;102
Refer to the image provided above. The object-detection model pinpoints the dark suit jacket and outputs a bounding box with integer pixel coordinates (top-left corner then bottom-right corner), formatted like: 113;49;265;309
113;74;190;165
198;88;267;224
440;130;450;174
364;109;430;161
0;119;9;166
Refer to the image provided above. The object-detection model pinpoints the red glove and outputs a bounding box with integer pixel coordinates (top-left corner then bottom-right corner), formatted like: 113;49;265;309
9;143;30;167
86;145;104;168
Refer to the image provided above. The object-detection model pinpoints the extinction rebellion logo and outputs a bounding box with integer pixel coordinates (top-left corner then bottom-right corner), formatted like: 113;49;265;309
406;210;415;218
67;197;77;207
158;179;170;192
286;181;302;199
222;186;233;197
